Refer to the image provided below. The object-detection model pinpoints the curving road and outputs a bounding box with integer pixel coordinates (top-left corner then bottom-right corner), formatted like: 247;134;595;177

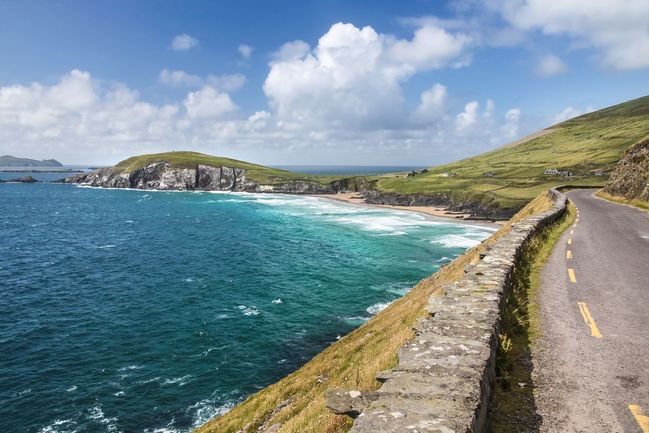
533;189;649;433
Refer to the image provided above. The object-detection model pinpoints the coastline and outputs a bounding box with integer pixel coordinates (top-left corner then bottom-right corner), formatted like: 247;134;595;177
66;182;503;227
315;192;505;227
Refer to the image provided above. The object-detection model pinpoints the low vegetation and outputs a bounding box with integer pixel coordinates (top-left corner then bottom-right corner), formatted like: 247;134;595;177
112;151;341;185
195;192;556;433
489;201;576;432
104;96;649;214
377;95;649;209
596;191;649;211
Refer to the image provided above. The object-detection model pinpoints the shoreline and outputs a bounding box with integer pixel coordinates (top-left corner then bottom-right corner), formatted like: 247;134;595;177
65;183;504;227
315;192;505;228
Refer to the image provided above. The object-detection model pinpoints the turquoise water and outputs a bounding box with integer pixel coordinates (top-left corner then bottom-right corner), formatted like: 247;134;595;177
0;183;494;433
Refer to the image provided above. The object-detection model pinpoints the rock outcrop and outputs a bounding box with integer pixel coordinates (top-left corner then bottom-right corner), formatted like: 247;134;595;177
362;191;518;220
65;160;521;219
5;175;39;183
603;137;649;202
65;162;332;193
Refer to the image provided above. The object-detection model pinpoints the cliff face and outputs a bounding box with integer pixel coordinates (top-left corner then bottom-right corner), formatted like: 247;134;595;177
65;162;334;193
603;138;649;202
362;191;518;219
65;160;520;218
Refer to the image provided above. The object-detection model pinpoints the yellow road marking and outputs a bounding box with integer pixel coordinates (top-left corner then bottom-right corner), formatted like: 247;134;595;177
568;268;577;283
629;404;649;433
577;302;603;338
568;238;573;245
567;250;573;259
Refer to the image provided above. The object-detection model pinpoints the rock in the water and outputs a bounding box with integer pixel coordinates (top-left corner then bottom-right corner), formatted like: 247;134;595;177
9;176;39;183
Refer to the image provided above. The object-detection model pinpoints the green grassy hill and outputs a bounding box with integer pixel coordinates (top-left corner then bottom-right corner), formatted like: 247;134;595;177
104;95;649;211
376;95;649;209
112;151;335;185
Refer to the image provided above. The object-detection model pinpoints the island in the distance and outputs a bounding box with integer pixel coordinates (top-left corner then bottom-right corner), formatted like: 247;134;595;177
0;155;63;168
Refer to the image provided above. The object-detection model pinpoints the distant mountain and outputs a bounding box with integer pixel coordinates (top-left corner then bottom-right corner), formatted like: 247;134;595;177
0;155;63;167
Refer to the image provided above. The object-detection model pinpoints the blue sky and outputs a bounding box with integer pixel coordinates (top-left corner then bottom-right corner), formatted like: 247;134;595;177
1;0;648;165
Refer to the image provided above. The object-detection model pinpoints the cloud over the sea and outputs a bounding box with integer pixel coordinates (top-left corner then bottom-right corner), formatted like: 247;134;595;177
0;23;526;164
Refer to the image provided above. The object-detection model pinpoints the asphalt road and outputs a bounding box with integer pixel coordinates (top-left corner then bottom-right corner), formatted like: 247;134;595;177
533;189;649;433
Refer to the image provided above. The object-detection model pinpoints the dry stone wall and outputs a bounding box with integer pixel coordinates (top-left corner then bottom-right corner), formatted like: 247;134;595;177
327;189;567;433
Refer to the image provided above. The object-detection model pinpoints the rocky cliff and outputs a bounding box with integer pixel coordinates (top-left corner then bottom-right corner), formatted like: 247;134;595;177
362;191;518;220
65;162;336;194
602;137;649;202
65;159;520;218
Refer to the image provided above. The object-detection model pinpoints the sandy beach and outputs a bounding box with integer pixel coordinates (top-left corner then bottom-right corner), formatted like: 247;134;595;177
315;192;505;226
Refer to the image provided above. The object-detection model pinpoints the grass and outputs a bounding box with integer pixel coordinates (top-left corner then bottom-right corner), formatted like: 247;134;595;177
112;151;341;185
376;95;649;210
596;190;649;211
194;192;556;433
105;95;649;212
488;201;576;432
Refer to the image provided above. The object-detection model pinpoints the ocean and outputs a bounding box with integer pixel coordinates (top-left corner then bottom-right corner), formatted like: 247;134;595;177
0;181;495;433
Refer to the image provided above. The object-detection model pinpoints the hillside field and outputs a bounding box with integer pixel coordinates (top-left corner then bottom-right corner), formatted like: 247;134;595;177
377;95;649;209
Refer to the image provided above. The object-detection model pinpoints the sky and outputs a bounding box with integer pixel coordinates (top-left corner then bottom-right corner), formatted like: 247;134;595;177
0;0;648;166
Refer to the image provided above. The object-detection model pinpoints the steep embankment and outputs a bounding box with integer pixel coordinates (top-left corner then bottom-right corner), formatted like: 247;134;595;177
373;95;649;214
194;192;559;433
601;136;649;205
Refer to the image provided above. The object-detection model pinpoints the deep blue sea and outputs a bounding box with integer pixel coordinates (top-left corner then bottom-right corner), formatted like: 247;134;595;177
0;181;494;433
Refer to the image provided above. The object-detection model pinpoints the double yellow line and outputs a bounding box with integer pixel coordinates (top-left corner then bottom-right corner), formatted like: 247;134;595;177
577;302;602;338
566;208;649;431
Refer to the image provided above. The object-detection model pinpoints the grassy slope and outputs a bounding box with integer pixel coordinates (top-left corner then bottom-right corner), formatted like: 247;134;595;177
108;96;649;207
376;95;649;209
195;192;555;433
112;151;339;185
489;202;576;432
596;191;649;211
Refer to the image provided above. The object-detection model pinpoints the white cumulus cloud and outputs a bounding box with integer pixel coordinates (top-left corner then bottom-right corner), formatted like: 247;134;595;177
158;69;203;87
0;21;529;165
271;40;311;62
264;22;473;130
456;100;480;132
159;69;245;92
493;0;649;70
171;34;199;51
413;84;448;124
238;44;253;59
553;105;594;124
183;86;237;119
535;54;568;77
502;108;521;139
